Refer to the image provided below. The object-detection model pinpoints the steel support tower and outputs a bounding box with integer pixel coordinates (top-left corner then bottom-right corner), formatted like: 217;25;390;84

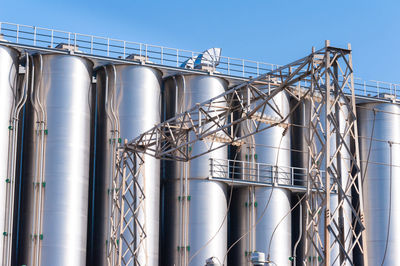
108;41;367;266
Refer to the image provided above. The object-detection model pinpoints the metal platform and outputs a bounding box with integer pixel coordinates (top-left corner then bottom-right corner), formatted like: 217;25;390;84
208;158;333;193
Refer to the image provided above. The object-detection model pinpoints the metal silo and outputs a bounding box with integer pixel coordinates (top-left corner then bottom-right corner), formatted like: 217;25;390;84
0;44;21;265
228;91;292;266
17;52;93;266
289;99;310;265
290;96;352;265
88;63;162;266
357;101;400;265
162;74;228;266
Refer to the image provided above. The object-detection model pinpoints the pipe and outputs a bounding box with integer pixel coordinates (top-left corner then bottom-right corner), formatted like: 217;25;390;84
34;53;47;266
102;65;115;265
3;51;30;266
292;197;303;266
28;55;40;266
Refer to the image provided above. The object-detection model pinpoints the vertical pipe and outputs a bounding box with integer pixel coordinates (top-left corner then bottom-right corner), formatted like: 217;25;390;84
324;39;331;266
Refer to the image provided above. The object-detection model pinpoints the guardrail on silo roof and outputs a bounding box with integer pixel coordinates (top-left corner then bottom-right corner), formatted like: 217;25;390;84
0;21;399;99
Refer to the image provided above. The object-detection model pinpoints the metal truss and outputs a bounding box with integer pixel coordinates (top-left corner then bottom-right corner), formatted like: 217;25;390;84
108;146;147;266
303;42;367;266
111;42;367;265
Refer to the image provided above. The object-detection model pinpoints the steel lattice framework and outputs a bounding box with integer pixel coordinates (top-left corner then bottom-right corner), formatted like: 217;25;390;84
108;41;367;266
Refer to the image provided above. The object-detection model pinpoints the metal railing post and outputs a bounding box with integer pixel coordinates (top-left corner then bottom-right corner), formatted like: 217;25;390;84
90;36;93;54
227;57;230;75
50;30;54;48
242;161;245;181
123;41;126;58
176;49;179;67
377;81;380;95
257;62;259;76
161;47;163;64
271;165;274;184
257;163;259;182
242;59;245;77
209;158;213;179
16;24;19;43
291;167;294;186
107;38;109;56
364;81;366;95
33;26;36;46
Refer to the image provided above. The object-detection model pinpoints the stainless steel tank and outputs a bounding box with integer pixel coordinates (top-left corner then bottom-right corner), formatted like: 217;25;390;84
290;99;309;265
229;91;292;266
162;74;228;265
0;44;20;265
357;101;400;265
291;97;352;265
88;64;162;266
17;53;93;266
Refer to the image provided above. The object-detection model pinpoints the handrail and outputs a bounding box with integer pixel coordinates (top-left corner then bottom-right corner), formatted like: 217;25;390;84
0;21;399;99
209;158;330;190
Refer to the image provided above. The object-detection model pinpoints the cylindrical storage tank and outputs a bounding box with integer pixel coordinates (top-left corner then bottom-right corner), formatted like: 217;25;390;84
228;91;292;266
357;102;400;265
88;64;162;265
17;53;93;266
162;75;228;265
0;44;19;264
289;99;310;265
290;97;352;265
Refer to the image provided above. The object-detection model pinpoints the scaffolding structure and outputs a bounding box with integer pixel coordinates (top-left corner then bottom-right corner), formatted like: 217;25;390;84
108;41;367;265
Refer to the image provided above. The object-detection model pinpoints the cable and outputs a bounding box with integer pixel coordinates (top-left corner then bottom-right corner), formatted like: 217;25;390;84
381;141;393;266
267;194;306;262
222;117;287;265
222;180;275;265
360;108;376;185
187;146;241;264
292;195;303;266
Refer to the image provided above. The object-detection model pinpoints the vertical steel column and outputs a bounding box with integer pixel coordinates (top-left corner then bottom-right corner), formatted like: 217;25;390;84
324;40;332;266
304;41;367;265
108;142;147;266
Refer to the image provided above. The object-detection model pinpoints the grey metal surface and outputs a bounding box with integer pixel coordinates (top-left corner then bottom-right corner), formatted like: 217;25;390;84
90;64;162;265
162;75;228;265
291;98;352;265
17;53;93;266
357;102;400;266
229;91;292;266
290;99;309;265
0;45;19;265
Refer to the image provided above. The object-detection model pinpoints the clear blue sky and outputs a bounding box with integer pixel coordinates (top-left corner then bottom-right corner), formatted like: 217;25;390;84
1;0;398;83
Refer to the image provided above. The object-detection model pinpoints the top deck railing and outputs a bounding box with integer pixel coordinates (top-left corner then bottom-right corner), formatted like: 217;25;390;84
0;21;399;99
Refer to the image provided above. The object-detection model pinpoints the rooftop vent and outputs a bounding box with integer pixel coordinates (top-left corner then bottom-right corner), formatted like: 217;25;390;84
0;33;8;42
183;47;222;71
55;43;80;52
126;53;150;63
180;57;196;69
376;93;397;102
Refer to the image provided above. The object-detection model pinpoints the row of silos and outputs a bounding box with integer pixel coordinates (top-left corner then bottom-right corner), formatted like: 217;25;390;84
0;41;399;266
0;43;292;265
